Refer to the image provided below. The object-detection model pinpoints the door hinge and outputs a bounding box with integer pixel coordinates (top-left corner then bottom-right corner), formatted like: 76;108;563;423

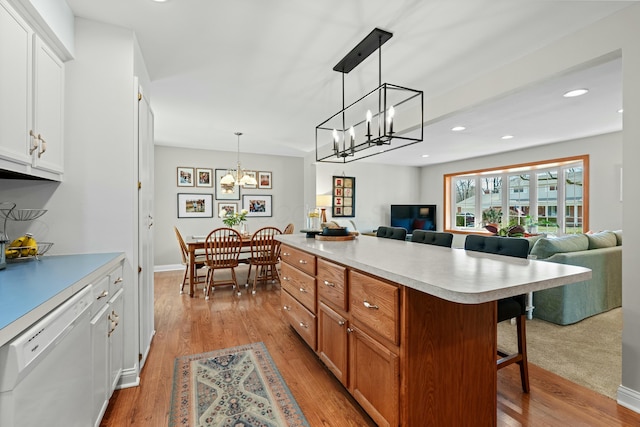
138;92;142;101
138;266;142;273
139;353;143;361
138;181;142;189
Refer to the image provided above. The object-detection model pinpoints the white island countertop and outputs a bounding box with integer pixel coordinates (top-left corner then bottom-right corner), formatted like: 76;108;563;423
276;234;592;304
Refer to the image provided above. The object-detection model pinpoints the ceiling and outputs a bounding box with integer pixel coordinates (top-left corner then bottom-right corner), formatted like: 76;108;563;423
66;0;630;166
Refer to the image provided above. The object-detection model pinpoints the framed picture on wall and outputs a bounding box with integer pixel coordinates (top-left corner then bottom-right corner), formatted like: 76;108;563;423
196;168;213;187
177;167;194;187
215;169;240;200
258;171;272;189
177;193;213;218
243;194;272;217
217;202;238;217
332;175;355;217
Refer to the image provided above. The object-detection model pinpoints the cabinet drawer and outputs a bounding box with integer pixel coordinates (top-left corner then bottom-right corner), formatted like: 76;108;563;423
280;245;316;276
317;258;348;312
109;263;124;296
282;290;317;350
281;263;316;313
92;275;110;312
349;270;400;346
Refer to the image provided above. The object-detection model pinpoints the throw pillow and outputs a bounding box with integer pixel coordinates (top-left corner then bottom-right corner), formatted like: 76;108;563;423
529;234;589;259
586;230;617;249
613;230;623;246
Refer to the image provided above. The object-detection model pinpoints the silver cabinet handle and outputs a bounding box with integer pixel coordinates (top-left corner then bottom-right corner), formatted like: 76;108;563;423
38;137;46;157
283;305;291;311
347;327;353;334
338;320;345;326
323;280;335;287
282;252;290;257
282;276;290;281
299;287;307;293
363;300;379;310
298;259;307;265
97;290;109;300
299;322;308;329
114;277;123;284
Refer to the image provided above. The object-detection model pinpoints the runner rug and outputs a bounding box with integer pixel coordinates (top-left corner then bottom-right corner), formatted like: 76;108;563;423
169;342;310;427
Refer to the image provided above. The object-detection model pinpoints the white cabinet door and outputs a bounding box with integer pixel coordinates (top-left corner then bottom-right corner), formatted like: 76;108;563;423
0;0;32;167
32;36;64;174
108;288;124;394
91;303;109;427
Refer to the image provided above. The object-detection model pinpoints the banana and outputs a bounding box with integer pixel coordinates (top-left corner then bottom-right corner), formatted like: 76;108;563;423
10;235;27;248
21;234;38;256
5;248;20;259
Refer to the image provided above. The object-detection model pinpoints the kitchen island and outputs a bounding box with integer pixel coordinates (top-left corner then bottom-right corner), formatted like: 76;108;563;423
276;234;591;426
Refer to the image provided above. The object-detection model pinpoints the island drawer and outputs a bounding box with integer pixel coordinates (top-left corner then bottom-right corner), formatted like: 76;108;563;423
281;262;316;313
349;270;400;346
282;289;317;350
280;245;316;276
317;258;348;312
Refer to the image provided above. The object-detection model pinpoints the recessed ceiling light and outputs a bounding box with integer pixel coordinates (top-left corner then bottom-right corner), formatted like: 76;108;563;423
451;126;466;132
152;0;168;2
501;135;514;140
421;154;430;158
618;108;624;113
563;88;589;98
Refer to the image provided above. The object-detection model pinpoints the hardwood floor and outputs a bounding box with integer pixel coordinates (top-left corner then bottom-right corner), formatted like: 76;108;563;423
101;268;640;426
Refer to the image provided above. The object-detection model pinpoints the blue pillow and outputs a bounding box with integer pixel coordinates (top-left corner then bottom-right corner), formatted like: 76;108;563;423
390;218;411;230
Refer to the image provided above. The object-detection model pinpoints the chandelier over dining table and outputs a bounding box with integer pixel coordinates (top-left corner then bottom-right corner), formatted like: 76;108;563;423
316;28;424;163
220;132;256;193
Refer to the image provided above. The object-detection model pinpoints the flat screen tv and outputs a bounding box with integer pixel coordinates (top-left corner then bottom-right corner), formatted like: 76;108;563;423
390;204;436;234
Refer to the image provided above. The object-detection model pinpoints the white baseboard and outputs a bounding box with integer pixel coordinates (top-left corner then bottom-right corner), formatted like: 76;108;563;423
155;264;183;272
117;366;140;389
617;385;640;413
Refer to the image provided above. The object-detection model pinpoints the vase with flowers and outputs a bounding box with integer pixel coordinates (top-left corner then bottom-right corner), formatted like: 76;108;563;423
219;208;249;235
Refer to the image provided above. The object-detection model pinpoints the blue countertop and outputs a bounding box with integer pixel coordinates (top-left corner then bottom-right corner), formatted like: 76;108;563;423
0;253;124;346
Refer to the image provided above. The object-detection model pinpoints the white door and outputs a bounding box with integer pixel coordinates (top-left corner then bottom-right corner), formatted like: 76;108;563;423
137;85;155;369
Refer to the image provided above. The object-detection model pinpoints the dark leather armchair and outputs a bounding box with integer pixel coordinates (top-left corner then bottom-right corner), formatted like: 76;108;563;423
464;234;530;392
410;230;453;248
376;226;407;241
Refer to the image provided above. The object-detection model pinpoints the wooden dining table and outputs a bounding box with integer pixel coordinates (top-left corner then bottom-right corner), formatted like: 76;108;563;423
185;235;251;297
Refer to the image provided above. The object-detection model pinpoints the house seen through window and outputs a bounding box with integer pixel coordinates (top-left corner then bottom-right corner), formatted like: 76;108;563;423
444;155;588;235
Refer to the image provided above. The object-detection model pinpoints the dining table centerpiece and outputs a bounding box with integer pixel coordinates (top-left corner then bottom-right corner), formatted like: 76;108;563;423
219;208;249;235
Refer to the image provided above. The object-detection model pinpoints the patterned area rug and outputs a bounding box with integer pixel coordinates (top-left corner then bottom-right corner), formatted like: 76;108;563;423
169;342;309;427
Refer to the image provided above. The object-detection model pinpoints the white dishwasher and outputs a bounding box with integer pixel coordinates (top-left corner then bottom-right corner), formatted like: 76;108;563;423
0;285;93;427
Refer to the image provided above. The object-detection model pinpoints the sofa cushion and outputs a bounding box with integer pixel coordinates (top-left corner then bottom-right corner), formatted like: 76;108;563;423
530;234;589;259
586;231;617;249
525;234;546;254
613;230;623;246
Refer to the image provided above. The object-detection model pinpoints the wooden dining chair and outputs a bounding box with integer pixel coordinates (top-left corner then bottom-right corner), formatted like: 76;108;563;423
174;226;207;294
246;226;282;294
283;223;295;234
464;234;531;392
203;227;244;299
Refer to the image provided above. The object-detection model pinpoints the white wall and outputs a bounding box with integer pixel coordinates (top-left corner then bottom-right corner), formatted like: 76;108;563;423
154;145;304;267
315;161;422;233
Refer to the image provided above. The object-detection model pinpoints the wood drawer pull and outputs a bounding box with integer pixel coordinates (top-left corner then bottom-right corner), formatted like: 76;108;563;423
299;321;308;329
298;259;307;265
363;300;379;310
323;280;335;287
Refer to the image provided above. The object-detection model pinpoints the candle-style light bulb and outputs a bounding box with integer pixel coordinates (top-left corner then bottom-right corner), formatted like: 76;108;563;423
349;126;355;153
366;110;372;140
332;128;339;154
388;105;395;134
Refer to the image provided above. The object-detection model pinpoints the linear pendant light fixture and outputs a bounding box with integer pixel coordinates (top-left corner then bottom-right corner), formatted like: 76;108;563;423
316;28;424;163
220;132;257;193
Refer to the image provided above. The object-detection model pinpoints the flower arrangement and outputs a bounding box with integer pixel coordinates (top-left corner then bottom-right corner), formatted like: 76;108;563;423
219;208;248;227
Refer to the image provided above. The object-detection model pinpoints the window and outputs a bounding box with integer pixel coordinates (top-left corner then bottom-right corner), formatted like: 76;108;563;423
444;155;588;235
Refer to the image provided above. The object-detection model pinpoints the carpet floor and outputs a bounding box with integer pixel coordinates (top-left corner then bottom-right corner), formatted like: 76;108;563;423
169;342;310;427
497;308;622;399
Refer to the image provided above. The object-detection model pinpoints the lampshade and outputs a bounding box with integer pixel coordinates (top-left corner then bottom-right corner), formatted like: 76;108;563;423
316;194;332;208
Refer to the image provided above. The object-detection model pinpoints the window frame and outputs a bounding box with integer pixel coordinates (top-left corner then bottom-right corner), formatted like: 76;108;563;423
443;155;589;235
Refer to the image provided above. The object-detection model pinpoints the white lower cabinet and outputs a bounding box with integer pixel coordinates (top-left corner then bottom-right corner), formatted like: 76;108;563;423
90;264;125;427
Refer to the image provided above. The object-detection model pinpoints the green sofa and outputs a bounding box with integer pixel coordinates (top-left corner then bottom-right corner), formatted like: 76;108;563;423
528;231;622;325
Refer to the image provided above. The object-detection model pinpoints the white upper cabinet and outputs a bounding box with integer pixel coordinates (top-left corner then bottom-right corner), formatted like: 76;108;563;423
0;0;65;180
